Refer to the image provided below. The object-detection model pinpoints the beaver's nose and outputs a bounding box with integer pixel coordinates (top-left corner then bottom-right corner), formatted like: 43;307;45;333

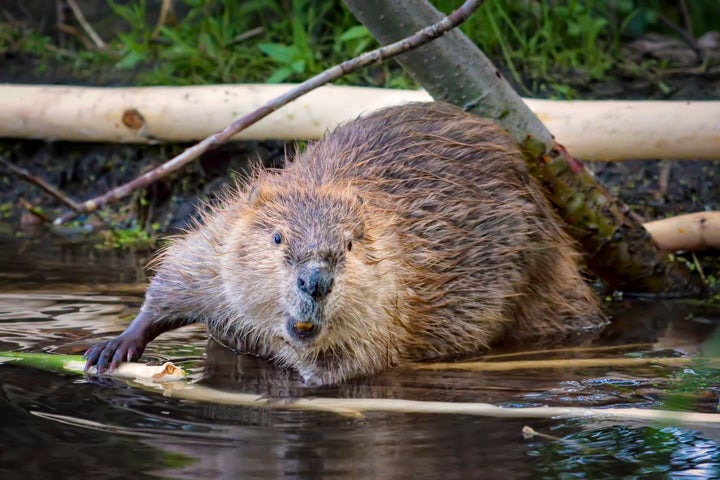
297;266;334;299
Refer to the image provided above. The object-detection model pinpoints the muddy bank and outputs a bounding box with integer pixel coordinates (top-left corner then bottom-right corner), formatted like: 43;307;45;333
4;138;719;231
0;138;287;241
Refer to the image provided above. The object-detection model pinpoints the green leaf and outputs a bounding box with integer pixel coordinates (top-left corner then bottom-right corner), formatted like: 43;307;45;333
258;43;297;64
266;66;293;83
339;25;370;41
290;59;306;73
116;50;147;69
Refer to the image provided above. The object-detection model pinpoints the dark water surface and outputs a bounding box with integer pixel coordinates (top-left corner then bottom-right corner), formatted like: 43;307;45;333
1;232;720;479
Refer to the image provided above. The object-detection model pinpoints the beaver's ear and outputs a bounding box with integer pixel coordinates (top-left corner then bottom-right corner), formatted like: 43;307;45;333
247;184;261;205
355;222;365;240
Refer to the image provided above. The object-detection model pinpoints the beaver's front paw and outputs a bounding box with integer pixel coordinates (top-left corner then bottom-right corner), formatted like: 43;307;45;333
83;333;147;373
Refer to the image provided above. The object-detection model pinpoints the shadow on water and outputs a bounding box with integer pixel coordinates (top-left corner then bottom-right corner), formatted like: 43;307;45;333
1;231;719;479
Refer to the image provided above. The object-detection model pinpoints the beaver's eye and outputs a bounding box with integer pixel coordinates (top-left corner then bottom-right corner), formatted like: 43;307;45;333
273;233;282;245
347;240;353;252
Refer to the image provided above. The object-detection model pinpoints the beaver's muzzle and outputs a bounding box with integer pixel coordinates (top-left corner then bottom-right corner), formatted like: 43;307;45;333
297;263;334;299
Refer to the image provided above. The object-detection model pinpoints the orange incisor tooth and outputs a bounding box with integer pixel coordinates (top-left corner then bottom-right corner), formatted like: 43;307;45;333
294;322;314;331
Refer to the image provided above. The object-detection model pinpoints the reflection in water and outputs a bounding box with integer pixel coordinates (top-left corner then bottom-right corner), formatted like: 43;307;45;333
0;232;148;288
528;424;720;478
0;293;136;352
0;232;719;478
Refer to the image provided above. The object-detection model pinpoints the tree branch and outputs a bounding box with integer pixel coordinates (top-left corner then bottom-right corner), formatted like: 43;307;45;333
0;156;83;212
53;0;486;225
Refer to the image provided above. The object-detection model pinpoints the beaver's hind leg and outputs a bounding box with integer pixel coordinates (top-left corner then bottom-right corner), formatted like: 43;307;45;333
511;228;607;345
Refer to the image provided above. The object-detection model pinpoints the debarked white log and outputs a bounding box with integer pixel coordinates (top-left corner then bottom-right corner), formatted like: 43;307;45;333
1;83;718;161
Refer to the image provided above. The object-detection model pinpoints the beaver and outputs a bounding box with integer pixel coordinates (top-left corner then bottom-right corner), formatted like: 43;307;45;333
85;102;604;385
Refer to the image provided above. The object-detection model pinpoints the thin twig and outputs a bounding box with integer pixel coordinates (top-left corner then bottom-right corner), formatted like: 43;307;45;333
227;27;265;46
19;198;52;223
0;157;83;212
678;0;694;41
654;159;672;200
151;0;173;40
57;23;95;50
54;0;486;224
522;426;598;453
691;251;706;282
66;0;106;49
656;12;703;64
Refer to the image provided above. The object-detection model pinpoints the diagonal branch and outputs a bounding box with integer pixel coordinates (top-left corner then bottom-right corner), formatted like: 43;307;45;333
53;0;486;225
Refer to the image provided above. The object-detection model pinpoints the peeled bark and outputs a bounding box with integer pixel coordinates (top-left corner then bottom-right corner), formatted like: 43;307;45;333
343;0;704;295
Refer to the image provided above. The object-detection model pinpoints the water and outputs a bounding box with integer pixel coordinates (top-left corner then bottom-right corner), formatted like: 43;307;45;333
1;232;720;479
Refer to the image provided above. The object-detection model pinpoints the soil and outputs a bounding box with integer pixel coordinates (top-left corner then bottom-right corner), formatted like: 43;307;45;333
0;138;287;237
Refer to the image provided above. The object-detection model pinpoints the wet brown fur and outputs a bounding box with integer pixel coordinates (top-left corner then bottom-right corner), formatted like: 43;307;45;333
119;102;604;385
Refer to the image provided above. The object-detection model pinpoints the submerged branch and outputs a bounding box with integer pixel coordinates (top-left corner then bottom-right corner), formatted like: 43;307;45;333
0;352;720;426
411;356;706;372
157;384;720;425
4;351;718;425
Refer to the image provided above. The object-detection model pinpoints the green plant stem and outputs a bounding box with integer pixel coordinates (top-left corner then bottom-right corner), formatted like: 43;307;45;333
0;351;83;374
0;351;186;380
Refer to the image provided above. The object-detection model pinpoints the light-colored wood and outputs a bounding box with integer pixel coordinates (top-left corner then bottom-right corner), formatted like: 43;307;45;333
644;211;720;251
32;380;720;425
1;84;718;161
411;356;704;371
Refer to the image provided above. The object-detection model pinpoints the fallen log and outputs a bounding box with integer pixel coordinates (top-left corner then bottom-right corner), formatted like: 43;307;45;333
1;83;718;161
644;211;720;251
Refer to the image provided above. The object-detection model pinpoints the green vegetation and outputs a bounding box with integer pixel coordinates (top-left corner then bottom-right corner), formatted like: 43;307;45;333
658;322;720;414
2;0;717;94
2;0;717;243
0;21;51;56
435;0;719;94
82;0;389;87
99;224;157;249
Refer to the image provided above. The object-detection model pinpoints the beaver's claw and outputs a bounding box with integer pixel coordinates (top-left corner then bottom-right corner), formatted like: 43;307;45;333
83;334;147;374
